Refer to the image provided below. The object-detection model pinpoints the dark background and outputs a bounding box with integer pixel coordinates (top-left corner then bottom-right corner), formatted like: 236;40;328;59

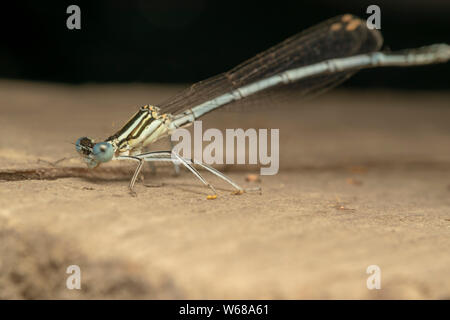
1;0;449;89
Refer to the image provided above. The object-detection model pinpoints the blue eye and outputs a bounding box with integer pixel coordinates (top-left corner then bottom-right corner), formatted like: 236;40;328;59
76;137;87;153
75;137;94;155
75;138;82;153
92;142;114;163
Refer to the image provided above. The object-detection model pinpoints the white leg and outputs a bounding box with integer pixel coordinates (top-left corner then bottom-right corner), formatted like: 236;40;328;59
140;151;243;191
118;152;217;197
118;156;144;196
169;137;180;176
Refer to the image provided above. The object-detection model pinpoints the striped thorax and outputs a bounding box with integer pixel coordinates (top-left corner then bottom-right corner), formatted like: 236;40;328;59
106;105;173;156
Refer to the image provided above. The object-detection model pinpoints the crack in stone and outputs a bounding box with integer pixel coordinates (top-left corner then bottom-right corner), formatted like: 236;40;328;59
0;167;132;182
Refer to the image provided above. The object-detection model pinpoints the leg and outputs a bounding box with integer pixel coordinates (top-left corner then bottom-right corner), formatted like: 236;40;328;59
138;151;246;194
170;152;217;198
169;137;180;176
118;152;217;198
128;157;145;196
129;148;148;185
38;157;73;167
188;160;261;194
191;162;244;194
117;151;258;197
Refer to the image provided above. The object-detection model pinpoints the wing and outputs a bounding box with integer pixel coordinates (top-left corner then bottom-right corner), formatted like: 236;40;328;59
158;14;383;115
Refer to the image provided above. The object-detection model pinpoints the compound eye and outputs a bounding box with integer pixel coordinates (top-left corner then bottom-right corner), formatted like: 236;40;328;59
75;137;83;153
75;137;94;155
92;142;114;163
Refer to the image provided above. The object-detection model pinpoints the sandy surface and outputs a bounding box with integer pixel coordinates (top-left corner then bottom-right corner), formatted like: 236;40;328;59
0;80;449;299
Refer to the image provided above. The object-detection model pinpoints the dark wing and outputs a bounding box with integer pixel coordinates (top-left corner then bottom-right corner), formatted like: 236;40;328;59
158;14;383;115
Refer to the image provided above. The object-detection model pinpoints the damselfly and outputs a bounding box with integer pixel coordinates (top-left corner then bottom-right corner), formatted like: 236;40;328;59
75;14;450;198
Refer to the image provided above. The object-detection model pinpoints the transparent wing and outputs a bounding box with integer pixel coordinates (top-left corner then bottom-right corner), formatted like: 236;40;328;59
158;14;383;115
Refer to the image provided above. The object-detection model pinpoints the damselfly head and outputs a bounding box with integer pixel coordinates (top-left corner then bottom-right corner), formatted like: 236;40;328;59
75;137;114;168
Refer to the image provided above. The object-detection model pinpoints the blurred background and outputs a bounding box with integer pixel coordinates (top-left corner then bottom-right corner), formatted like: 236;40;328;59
1;1;450;300
1;0;449;89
